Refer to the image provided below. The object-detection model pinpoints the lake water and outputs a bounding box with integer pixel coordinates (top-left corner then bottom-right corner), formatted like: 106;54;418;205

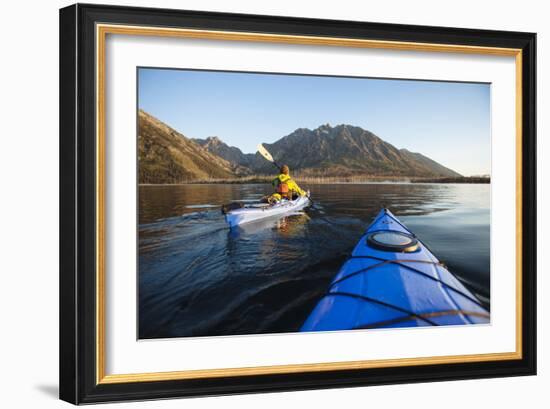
139;183;490;339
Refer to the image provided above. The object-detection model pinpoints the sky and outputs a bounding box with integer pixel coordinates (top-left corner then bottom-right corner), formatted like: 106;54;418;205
138;68;491;176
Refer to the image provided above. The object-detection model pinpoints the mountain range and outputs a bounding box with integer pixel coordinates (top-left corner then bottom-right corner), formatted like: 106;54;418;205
138;111;236;183
138;110;461;184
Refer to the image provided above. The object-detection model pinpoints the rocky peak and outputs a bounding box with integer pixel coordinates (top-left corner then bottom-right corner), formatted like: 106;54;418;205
316;123;332;133
204;136;222;145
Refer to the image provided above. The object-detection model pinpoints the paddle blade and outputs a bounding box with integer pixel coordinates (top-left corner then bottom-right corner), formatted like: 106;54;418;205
257;144;274;163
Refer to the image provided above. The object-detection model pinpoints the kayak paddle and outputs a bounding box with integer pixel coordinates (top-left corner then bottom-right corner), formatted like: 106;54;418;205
257;144;281;170
257;143;312;204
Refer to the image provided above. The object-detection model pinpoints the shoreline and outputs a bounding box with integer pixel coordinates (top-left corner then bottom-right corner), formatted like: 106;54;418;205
139;176;490;186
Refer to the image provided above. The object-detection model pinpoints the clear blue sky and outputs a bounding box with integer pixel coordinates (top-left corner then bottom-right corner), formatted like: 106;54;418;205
138;68;490;176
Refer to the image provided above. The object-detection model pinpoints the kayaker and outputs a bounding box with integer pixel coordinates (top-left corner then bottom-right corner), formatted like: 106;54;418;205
268;165;306;203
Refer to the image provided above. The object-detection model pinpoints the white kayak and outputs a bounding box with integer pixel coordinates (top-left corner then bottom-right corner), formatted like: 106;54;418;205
225;195;311;228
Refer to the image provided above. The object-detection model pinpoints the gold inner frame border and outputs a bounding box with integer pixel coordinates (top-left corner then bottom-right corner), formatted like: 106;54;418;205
95;23;523;385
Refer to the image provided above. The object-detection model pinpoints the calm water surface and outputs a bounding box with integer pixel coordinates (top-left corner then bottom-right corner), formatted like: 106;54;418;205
139;183;490;339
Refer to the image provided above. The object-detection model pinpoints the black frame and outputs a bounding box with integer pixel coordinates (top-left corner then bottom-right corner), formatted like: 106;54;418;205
60;3;537;404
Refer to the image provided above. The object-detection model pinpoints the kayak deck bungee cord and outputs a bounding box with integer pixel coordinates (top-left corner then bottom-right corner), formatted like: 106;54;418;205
301;208;489;331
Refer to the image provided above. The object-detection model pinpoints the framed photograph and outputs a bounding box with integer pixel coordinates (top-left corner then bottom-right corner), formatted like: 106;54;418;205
59;3;536;404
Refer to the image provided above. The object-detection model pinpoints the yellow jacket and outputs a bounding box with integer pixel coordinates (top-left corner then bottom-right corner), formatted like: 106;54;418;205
272;174;306;196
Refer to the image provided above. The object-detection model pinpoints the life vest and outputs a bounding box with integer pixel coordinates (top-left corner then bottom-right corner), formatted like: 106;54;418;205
277;181;289;195
274;174;294;199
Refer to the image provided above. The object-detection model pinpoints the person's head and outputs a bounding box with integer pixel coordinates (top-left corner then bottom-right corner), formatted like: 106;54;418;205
280;164;290;175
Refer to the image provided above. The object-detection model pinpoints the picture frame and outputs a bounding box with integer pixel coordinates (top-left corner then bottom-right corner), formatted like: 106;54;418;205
59;3;536;404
